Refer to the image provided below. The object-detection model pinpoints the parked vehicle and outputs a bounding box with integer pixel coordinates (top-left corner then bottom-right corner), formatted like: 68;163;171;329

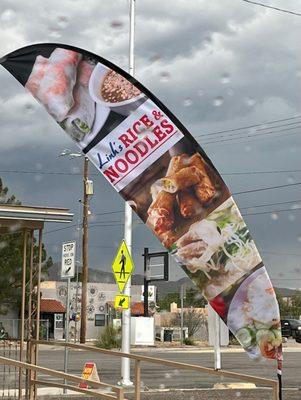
0;322;8;340
281;319;301;343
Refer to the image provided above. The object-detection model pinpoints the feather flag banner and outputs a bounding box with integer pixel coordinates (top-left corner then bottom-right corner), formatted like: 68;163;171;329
0;44;283;372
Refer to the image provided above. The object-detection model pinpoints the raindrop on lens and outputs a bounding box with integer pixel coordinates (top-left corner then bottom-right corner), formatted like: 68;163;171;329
288;214;295;222
221;73;230;84
71;166;80;174
213;96;224;106
244;145;251;152
197;89;205;97
110;20;123;29
287;176;295;184
245;97;256;106
159;384;165;389
35;162;42;171
227;88;234;96
24;103;35;113
164;373;172;379
270;213;279;221
183;98;193;107
160;71;170;82
49;30;61;39
56;16;69;29
34;174;42;182
298;235;301;243
0;9;16;23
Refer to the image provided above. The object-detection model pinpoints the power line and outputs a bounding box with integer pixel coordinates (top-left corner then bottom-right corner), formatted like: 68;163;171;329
196;115;301;138
242;206;301;217
233;181;301;195
241;0;301;17
224;169;301;176
240;198;301;210
202;125;300;145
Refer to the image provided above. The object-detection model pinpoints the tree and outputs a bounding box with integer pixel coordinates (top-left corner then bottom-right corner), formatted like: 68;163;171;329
157;292;180;311
158;287;207;311
0;178;53;314
172;308;206;338
275;289;290;318
290;292;301;319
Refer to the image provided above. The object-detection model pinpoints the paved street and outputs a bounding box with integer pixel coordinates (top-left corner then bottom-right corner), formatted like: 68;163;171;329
29;346;301;390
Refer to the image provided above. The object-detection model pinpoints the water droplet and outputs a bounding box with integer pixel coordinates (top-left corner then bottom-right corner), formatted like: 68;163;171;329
244;145;252;152
149;54;162;62
288;214;295;221
221;73;230;84
270;213;279;221
287;175;295;184
49;30;61;39
164;372;172;379
235;391;241;397
213;96;224;106
291;203;301;210
160;71;170;82
35;163;43;171
71;166;80;174
110;20;123;29
227;88;234;96
173;369;180;376
296;70;301;78
197;89;205;97
57;16;69;29
159;384;165;389
34;174;42;182
244;97;256;106
0;9;16;23
0;241;8;250
298;235;301;243
24;103;35;114
183;98;193;107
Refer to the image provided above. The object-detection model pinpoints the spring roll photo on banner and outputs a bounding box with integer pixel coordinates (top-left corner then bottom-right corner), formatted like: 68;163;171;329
0;43;283;387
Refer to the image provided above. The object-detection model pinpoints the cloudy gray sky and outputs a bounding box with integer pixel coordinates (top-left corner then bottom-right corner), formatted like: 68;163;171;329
0;0;300;288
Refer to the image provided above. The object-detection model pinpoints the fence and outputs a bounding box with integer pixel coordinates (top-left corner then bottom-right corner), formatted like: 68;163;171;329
0;320;49;341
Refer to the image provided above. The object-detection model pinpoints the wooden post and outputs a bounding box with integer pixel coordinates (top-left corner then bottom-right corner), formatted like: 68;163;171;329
80;156;89;344
19;230;27;400
134;360;141;400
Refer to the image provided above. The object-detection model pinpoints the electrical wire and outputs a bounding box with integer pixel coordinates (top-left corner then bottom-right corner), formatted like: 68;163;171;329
241;0;301;17
240;198;301;210
233;181;301;195
224;169;301;176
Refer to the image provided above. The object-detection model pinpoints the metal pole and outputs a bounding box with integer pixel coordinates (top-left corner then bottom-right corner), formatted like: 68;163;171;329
121;0;135;387
19;230;28;399
63;278;71;392
214;310;221;370
180;285;184;346
143;248;149;317
80;156;89;344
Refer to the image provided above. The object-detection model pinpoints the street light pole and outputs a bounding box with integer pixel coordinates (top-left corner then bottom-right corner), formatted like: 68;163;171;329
80;156;89;343
120;0;135;387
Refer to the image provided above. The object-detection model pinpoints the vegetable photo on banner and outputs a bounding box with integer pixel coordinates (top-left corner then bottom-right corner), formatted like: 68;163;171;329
0;43;283;393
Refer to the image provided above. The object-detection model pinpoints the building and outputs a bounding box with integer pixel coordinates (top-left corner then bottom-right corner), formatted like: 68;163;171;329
40;281;144;340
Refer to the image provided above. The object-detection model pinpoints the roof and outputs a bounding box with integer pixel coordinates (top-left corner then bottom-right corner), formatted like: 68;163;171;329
40;299;66;313
0;204;73;233
107;301;145;316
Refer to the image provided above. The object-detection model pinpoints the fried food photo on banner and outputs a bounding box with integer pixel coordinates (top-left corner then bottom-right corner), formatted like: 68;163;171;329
145;151;229;247
174;197;262;300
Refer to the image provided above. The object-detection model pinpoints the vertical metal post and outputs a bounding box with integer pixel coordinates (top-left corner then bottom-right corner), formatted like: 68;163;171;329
19;230;28;400
80;156;89;344
214;310;221;370
143;248;149;317
63;278;71;392
180;285;184;346
26;230;34;399
121;0;135;387
32;228;43;400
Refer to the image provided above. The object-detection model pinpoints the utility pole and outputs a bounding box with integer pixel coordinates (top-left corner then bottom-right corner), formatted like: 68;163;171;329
80;156;89;343
120;0;135;387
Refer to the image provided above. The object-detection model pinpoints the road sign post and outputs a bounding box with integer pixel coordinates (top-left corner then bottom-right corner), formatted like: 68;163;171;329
112;239;134;386
61;242;76;393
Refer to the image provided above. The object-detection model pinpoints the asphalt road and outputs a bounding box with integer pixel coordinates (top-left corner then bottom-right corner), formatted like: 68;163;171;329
0;345;300;398
30;348;301;390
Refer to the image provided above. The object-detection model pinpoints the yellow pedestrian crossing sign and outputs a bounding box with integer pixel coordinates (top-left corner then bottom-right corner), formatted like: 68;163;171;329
114;294;130;310
112;240;135;292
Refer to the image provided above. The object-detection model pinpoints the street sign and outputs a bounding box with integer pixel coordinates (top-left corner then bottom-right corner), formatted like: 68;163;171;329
114;294;130;310
79;362;100;388
61;242;76;279
112;240;134;292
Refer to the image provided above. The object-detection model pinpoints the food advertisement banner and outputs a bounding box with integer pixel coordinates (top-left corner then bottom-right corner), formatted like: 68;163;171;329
0;44;283;366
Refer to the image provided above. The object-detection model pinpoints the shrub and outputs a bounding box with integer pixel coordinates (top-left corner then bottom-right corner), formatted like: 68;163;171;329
184;337;195;346
97;325;121;349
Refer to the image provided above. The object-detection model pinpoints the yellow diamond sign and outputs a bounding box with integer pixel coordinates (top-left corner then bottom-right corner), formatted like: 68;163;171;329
114;294;130;310
112;240;135;292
